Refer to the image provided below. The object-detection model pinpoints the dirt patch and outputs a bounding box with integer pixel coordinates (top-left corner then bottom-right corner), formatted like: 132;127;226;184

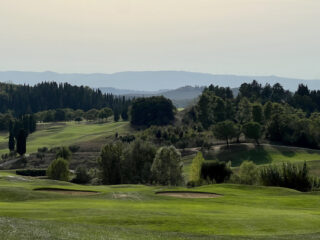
34;188;99;196
156;191;222;199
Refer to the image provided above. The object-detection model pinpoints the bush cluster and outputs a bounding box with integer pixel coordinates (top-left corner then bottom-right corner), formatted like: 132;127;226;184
201;161;232;183
260;162;318;192
98;141;183;185
16;169;46;177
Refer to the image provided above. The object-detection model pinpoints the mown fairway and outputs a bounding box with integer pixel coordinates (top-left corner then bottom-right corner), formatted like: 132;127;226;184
0;121;129;155
1;170;320;240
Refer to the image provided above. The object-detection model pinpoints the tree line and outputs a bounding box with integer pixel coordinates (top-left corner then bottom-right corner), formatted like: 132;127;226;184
0;82;131;116
182;81;320;149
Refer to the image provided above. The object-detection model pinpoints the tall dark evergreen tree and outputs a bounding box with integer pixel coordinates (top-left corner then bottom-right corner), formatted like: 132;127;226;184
8;132;15;152
16;129;27;156
114;108;120;122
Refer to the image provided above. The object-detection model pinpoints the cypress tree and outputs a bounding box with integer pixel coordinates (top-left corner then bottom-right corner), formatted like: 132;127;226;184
16;129;27;156
8;132;15;152
114;108;120;122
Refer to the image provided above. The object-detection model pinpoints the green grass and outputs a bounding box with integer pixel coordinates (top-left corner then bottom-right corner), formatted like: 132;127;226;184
208;144;320;167
1;171;320;239
0;121;129;155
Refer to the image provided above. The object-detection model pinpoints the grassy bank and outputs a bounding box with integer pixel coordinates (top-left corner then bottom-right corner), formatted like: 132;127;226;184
1;171;320;239
0;121;129;155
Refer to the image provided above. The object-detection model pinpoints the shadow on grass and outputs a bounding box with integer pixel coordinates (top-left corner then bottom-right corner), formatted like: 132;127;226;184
208;145;273;167
276;147;296;157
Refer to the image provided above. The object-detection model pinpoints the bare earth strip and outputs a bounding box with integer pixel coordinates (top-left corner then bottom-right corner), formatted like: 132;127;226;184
156;191;222;199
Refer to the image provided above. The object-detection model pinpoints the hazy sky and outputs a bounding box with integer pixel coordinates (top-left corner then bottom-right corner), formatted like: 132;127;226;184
0;0;319;79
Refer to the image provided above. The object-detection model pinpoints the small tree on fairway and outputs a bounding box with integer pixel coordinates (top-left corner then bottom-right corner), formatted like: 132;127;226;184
242;122;263;145
190;152;204;183
213;120;237;147
47;158;69;181
16;129;27;156
151;146;183;185
8;132;15;152
98;142;123;184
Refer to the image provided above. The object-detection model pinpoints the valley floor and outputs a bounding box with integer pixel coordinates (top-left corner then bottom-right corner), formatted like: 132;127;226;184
1;171;320;240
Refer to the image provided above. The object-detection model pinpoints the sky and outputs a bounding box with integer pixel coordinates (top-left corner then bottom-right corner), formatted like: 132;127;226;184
0;0;319;79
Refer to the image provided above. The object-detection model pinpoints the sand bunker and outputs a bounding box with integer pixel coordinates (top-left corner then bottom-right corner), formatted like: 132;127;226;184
156;191;222;199
34;188;99;196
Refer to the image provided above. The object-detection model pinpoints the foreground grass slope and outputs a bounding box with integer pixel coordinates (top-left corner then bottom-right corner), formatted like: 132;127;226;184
1;171;320;239
0;121;129;155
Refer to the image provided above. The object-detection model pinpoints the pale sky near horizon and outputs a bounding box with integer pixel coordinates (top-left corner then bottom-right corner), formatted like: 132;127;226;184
0;0;319;79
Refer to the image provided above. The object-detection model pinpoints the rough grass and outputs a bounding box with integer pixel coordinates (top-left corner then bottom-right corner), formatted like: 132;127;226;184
206;144;320;166
1;171;320;239
0;121;130;155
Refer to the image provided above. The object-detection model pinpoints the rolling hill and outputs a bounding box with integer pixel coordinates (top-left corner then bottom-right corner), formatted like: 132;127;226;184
1;70;320;91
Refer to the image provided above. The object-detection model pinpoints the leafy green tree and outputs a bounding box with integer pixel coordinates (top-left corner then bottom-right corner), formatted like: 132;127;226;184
198;92;226;129
235;97;252;124
263;101;273;121
47;158;69;181
98;107;113;120
242;122;263;145
98;142;123;184
56;146;72;161
130;140;156;183
239;161;258;185
252;103;264;123
213;120;237;147
151;146;183;185
16;129;27;156
190;152;205;183
130;96;175;126
84;109;99;121
8;132;15;152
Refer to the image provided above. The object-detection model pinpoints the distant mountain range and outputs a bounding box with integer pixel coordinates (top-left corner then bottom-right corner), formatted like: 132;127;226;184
100;86;239;108
1;70;318;108
1;70;320;91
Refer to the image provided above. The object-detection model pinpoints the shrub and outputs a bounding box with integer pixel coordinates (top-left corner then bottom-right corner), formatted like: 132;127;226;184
16;169;46;177
37;147;48;153
119;135;136;143
201;161;232;183
72;165;91;184
47;158;69;181
56;146;72;161
68;145;80;153
151;146;183;185
190;152;204;183
239;161;258;185
259;162;316;192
